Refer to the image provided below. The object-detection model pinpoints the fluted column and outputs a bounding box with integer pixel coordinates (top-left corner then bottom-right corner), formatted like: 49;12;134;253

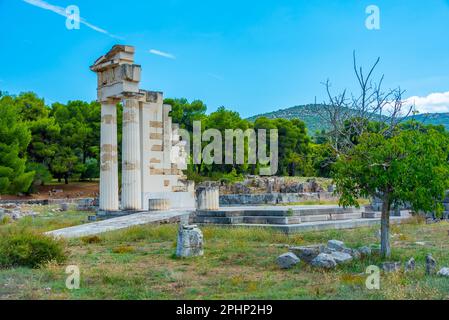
149;198;170;211
99;102;119;211
121;98;142;210
197;187;219;211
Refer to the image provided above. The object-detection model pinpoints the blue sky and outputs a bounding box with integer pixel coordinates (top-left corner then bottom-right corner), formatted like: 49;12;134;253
1;0;449;117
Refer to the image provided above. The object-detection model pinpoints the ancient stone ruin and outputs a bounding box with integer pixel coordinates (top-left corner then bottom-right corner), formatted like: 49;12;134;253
90;45;194;215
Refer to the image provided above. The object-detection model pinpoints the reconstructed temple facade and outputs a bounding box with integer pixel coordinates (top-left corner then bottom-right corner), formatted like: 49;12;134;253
91;45;194;213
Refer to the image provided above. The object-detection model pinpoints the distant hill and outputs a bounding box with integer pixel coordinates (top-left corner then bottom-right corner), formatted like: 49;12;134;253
247;104;357;135
248;105;449;134
410;113;449;130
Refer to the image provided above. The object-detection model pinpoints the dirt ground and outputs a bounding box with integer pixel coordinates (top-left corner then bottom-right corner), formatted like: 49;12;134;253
0;182;99;201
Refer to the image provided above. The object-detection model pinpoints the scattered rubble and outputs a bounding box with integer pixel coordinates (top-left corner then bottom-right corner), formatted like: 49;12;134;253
288;240;364;269
0;203;39;221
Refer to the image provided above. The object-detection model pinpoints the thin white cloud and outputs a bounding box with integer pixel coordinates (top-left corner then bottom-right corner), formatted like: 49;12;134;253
405;91;449;114
23;0;122;39
149;49;176;60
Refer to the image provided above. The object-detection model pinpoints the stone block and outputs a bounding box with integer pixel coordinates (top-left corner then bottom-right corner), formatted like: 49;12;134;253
176;225;204;258
327;239;345;251
311;253;337;269
382;262;402;273
437;268;449;277
426;254;437;275
358;246;372;257
405;258;416;272
290;245;325;263
276;253;300;269
329;251;353;264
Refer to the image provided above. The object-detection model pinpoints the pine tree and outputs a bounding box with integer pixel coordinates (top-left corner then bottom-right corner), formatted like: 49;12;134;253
0;96;34;194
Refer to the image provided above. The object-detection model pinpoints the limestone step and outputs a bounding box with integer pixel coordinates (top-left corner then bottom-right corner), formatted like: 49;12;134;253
231;216;409;234
298;207;363;216
363;212;382;219
193;215;302;225
300;212;363;223
196;208;363;219
242;216;302;225
193;216;244;224
196;210;294;218
363;210;411;219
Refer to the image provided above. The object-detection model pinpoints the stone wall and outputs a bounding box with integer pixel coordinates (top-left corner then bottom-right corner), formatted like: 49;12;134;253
220;192;337;206
199;176;333;195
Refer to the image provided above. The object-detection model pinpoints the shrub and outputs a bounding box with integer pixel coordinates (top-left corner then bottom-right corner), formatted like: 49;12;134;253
81;235;102;244
0;215;11;225
0;229;67;268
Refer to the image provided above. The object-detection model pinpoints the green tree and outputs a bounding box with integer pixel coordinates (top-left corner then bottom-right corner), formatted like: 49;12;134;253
49;146;81;184
311;143;335;178
11;92;58;186
26;162;52;188
50;100;101;181
333;129;449;258
0;97;34;194
165;98;207;132
255;117;312;176
204;106;252;175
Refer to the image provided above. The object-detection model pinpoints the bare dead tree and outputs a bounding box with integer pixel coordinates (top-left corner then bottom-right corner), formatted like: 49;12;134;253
315;51;416;155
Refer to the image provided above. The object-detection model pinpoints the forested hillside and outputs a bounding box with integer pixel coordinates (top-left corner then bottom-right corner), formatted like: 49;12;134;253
248;104;449;134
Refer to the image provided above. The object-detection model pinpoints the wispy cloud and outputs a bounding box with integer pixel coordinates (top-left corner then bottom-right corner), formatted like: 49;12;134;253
23;0;122;39
149;49;176;60
405;91;449;114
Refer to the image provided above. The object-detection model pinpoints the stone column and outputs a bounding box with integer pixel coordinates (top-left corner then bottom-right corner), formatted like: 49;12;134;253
196;186;220;211
121;98;142;210
99;102;119;211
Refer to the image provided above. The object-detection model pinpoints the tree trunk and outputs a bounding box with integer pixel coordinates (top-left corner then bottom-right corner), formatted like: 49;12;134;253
289;163;295;176
64;175;69;185
380;194;391;258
